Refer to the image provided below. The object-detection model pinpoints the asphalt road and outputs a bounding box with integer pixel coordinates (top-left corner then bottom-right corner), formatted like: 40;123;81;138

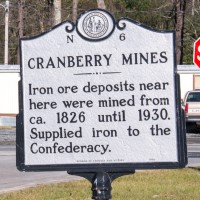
0;133;199;194
186;133;200;167
0;145;81;194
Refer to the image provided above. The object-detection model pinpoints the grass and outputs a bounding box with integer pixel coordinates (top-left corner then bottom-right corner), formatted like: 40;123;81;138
0;168;200;200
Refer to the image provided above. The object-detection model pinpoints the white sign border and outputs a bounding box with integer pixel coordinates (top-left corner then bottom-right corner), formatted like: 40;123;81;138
16;9;187;172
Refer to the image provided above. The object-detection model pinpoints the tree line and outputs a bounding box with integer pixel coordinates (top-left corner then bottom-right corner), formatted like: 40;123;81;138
0;0;198;65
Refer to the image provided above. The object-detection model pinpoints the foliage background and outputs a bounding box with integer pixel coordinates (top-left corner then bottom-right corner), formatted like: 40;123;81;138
0;0;199;64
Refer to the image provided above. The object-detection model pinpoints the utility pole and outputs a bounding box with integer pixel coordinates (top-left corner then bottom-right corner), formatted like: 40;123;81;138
0;1;9;65
4;1;9;65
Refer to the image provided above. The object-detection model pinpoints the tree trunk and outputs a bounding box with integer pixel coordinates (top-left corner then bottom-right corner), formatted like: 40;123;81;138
53;0;61;26
17;0;24;64
97;0;106;9
72;0;78;22
192;0;195;15
173;0;186;65
191;0;200;15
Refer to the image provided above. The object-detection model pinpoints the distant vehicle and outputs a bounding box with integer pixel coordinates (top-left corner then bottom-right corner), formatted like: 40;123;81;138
182;90;200;130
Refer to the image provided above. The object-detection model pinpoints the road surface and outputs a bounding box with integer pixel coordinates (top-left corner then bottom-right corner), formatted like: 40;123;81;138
0;145;81;194
187;133;200;167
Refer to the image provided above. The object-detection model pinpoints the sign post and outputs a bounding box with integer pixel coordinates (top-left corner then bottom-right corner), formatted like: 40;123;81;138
17;9;187;199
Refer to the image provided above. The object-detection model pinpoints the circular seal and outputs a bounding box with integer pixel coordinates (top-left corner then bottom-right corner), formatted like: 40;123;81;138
82;12;109;39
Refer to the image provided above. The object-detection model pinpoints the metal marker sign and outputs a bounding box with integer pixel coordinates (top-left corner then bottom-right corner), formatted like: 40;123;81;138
17;9;187;172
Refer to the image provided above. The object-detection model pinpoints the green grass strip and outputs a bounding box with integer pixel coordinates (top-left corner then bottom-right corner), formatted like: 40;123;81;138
0;168;200;200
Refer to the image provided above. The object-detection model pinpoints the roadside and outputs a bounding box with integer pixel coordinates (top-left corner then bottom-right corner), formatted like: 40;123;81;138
0;127;84;194
0;115;16;145
0;128;15;146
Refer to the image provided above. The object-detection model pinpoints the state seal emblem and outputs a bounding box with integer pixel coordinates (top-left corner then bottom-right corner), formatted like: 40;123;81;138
82;12;108;38
76;9;115;41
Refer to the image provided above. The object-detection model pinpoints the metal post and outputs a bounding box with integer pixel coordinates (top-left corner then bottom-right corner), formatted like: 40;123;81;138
4;0;9;65
91;172;112;200
68;170;135;200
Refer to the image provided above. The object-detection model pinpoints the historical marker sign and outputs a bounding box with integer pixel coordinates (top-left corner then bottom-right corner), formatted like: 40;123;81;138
17;9;187;172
